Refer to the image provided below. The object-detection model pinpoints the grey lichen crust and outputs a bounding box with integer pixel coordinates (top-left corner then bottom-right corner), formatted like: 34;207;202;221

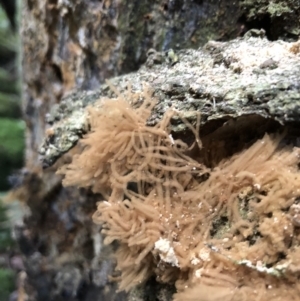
40;32;300;168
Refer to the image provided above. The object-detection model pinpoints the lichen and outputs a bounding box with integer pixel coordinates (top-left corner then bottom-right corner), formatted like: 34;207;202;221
40;36;300;169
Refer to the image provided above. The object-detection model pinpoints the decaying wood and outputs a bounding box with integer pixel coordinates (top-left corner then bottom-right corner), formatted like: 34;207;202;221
19;0;300;300
40;33;300;168
22;0;243;169
33;33;300;301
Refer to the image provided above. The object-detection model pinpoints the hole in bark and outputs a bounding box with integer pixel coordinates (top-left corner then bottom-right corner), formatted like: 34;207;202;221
52;64;63;83
194;115;280;167
238;14;273;40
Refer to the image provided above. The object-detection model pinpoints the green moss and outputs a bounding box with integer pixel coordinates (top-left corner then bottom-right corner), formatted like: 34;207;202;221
267;2;292;16
242;1;292;18
211;215;230;239
241;0;300;39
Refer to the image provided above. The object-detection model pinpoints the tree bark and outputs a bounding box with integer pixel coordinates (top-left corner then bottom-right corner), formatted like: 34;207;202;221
18;1;300;301
41;34;300;167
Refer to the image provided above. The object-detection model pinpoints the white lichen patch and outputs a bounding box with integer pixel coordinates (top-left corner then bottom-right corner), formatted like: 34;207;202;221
190;253;201;265
195;268;203;278
237;259;290;277
222;37;297;72
198;247;211;262
154;238;179;267
78;28;87;48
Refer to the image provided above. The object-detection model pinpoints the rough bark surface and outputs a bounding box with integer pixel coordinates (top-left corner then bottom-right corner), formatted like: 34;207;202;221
20;2;244;299
240;0;300;40
41;34;300;168
19;0;300;301
22;0;243;169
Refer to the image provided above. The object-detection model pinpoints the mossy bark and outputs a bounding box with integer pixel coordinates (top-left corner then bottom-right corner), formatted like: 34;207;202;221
240;0;300;40
41;35;300;167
